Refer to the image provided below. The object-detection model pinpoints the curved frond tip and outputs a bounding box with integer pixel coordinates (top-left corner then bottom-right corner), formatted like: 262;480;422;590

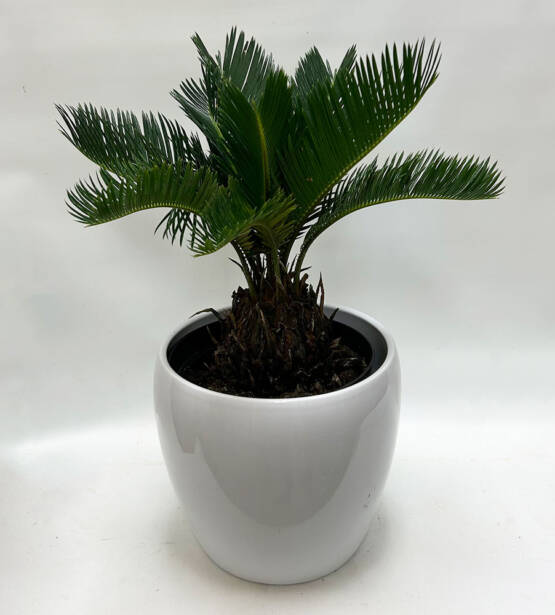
296;150;504;271
66;162;219;226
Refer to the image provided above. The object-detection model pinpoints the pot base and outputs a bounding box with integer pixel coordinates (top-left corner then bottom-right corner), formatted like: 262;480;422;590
194;523;371;585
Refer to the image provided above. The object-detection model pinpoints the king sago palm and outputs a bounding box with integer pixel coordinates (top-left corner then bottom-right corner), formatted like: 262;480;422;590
57;28;504;398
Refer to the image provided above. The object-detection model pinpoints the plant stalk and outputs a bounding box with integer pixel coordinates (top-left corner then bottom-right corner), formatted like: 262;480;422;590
232;242;257;299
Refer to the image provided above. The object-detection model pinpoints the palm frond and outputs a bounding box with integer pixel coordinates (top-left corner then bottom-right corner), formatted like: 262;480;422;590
293;44;358;103
296;150;504;268
282;40;441;218
171;28;276;181
293;47;333;101
171;79;225;160
190;187;295;256
217;83;268;207
56;104;206;177
217;73;293;208
337;45;357;76
190;32;221;117
154;208;191;246
67;162;219;226
257;70;294;186
171;28;275;139
249;190;297;251
171;36;225;160
217;27;275;101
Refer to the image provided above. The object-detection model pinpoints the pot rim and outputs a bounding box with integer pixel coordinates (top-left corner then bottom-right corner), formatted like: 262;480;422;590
157;304;397;404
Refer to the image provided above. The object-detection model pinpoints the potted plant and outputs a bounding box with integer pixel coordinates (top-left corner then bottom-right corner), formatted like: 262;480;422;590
57;28;504;584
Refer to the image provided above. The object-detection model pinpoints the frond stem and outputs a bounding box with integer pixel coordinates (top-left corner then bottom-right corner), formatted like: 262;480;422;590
231;241;257;299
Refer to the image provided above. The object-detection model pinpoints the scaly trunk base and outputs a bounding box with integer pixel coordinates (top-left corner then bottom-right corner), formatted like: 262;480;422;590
181;275;368;398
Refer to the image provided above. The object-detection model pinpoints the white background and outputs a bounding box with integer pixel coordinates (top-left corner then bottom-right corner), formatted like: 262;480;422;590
1;0;554;612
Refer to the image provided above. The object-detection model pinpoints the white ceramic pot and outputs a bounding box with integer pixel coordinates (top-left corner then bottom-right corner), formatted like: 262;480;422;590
154;306;401;584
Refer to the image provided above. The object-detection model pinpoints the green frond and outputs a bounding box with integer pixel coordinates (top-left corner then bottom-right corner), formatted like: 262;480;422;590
154;208;191;246
293;47;333;101
257;70;294;185
171;28;276;179
187;188;252;255
217;83;269;207
249;190;297;249
67;162;219;226
171;36;224;160
282;40;441;218
293;45;357;101
190;187;295;256
171;79;225;158
217;73;293;208
293;44;357;103
217;27;275;101
336;45;357;76
56;104;206;177
190;32;221;117
171;27;274;130
296;150;504;269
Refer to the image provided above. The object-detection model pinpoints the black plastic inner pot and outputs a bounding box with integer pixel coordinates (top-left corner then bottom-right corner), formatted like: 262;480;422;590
166;310;388;397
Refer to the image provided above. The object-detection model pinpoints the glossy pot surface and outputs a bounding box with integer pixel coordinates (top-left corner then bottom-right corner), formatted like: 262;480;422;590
154;306;401;584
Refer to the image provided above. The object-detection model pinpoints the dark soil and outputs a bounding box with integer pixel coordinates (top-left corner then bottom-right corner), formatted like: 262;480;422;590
178;276;369;398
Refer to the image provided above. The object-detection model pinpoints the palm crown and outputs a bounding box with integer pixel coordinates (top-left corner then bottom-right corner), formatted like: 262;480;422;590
57;28;504;297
